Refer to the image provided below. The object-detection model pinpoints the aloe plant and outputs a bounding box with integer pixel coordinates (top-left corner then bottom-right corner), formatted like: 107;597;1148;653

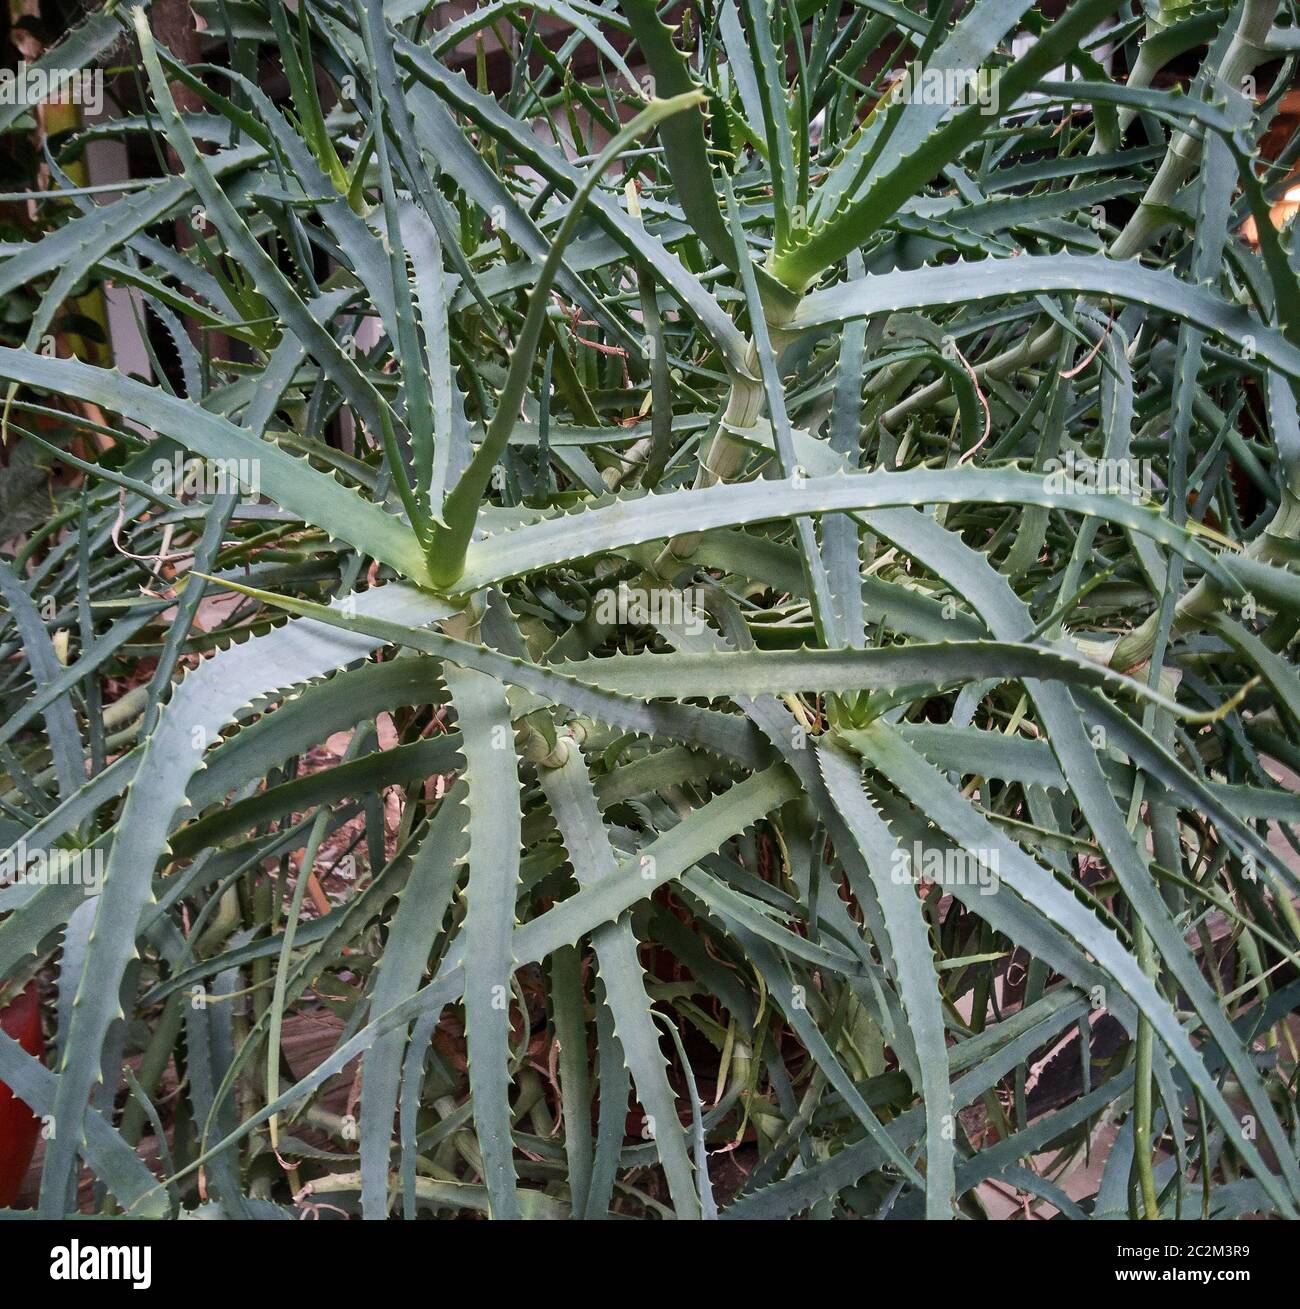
1;0;1299;1222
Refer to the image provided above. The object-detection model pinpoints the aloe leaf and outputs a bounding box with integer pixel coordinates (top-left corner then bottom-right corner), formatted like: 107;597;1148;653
0;347;431;585
443;666;522;1219
547;640;1217;715
539;749;702;1219
732;0;798;225
0;558;83;805
456;467;1225;591
815;741;955;1218
0;149;265;301
794;253;1300;384
622;0;733;270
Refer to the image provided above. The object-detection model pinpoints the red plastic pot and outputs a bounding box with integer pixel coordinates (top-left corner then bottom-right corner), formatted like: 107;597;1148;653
0;982;44;1207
